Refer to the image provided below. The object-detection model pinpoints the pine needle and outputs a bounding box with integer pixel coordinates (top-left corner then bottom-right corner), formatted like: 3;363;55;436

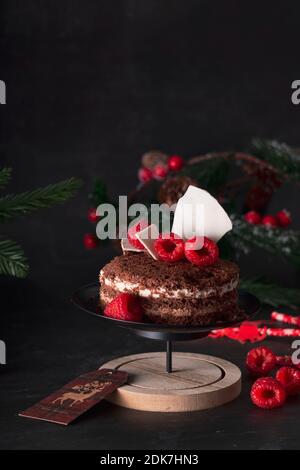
230;216;300;268
0;167;12;190
251;139;300;182
0;239;29;278
240;277;300;309
0;177;82;222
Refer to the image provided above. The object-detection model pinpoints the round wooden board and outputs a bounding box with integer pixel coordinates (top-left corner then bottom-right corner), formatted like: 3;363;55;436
101;352;241;412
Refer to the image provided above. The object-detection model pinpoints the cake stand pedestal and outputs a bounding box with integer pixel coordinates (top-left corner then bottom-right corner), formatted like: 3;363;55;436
72;284;260;412
101;351;241;412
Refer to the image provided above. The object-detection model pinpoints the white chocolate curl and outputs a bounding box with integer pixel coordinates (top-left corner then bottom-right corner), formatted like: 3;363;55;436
171;185;232;243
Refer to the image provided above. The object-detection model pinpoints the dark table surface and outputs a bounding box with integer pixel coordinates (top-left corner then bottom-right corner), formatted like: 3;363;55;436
1;254;299;451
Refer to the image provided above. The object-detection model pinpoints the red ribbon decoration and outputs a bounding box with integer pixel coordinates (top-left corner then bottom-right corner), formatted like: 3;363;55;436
209;312;300;343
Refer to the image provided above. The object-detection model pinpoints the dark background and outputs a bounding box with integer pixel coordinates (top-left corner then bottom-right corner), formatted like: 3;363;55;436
0;0;300;450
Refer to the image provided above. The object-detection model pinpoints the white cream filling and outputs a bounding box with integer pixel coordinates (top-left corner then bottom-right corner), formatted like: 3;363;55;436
100;271;238;299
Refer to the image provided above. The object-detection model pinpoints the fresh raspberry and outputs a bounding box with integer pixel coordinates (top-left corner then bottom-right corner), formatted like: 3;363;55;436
262;215;278;228
138;167;153;184
87;207;100;223
276;209;291;227
83;233;98;249
246;346;276;377
153;164;168;180
244;210;261;225
168;155;184;172
251;377;286;409
184;236;219;267
276;355;300;369
154;233;185;262
127;220;148;249
104;293;144;322
276;367;300;395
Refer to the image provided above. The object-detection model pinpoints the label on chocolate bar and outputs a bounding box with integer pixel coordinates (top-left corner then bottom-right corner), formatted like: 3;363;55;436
19;368;127;425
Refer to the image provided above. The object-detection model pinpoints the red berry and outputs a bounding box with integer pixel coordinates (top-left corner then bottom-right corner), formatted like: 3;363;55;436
262;215;278;228
154;233;185;262
251;377;286;409
276;366;300;395
168;155;184;172
138;167;153;183
153;164;168;180
276;209;291;227
244;210;261;225
127;220;148;249
83;233;98;249
276;355;300;369
104;293;144;322
87;207;100;223
246;346;276;377
184;236;219;267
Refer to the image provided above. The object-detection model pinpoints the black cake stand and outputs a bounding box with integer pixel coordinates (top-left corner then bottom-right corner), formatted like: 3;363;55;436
72;284;260;412
72;284;260;373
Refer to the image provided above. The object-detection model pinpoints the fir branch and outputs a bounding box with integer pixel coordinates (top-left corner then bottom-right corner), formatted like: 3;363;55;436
89;178;108;206
0;167;12;189
240;277;300;309
0;239;29;278
230;215;300;267
251;139;300;182
0;177;82;222
182;158;231;193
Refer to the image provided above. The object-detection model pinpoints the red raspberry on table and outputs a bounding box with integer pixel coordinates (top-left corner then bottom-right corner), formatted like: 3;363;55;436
87;207;100;223
262;215;278;228
153;164;168;180
251;377;286;409
276;209;291;227
138;167;153;184
104;293;144;322
276;366;300;395
184;236;219;267
154;233;185;262
244;210;261;225
168;155;184;172
127;220;148;249
83;233;98;249
276;355;300;369
246;346;276;377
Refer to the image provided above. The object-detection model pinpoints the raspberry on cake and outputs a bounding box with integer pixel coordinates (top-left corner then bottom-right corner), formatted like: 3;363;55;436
99;252;240;326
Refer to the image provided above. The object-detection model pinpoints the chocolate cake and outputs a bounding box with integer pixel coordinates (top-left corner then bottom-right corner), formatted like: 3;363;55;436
99;252;240;326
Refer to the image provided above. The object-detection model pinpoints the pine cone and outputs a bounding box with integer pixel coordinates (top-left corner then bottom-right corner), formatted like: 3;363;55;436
158;176;198;206
142;150;168;170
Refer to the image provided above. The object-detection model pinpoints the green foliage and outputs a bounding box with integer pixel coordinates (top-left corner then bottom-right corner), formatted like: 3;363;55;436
251;138;300;182
229;215;300;268
89;178;108;206
0;239;29;278
0;172;81;277
0;167;12;189
182;158;231;193
0;177;82;222
240;277;300;309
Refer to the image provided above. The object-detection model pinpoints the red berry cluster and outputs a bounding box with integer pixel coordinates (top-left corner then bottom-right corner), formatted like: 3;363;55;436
154;234;219;267
246;346;300;409
138;155;184;184
244;209;291;228
83;208;100;249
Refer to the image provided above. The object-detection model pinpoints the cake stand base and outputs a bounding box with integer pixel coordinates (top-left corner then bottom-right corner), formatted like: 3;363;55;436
101;352;241;412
